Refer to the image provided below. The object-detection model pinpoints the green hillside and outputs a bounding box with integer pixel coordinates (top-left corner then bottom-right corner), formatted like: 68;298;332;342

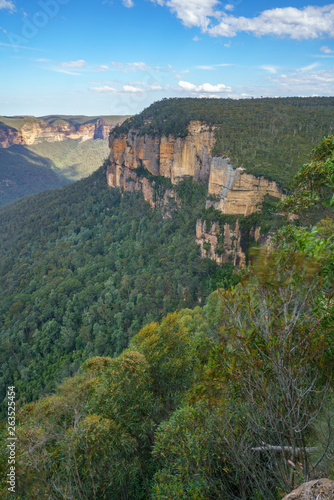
0;145;69;207
0;140;110;207
1;134;333;498
0;114;132;206
26;138;110;181
116;96;334;187
0;162;232;416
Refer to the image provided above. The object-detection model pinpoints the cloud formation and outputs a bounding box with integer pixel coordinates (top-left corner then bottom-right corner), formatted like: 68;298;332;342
89;85;116;93
110;61;158;73
209;5;334;40
0;0;15;11
320;45;334;54
178;80;232;93
60;60;86;68
89;82;165;93
149;0;221;29
260;65;278;74
148;1;334;40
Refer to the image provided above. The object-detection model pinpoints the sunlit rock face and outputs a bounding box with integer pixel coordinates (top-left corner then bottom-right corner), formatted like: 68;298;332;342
0;118;115;148
107;120;283;264
207;157;282;216
108;121;215;184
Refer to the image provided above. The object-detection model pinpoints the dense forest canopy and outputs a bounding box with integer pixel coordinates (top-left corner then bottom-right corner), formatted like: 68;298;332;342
115;97;334;187
0;162;239;417
1;135;333;499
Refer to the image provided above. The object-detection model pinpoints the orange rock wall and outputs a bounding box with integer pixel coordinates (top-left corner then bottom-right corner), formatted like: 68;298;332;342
109;121;215;183
207;157;282;216
0;118;114;148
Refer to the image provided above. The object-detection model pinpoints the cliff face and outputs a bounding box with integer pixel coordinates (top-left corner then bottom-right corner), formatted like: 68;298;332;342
109;121;214;182
107;120;283;265
0;118;114;148
207;157;283;216
195;219;248;267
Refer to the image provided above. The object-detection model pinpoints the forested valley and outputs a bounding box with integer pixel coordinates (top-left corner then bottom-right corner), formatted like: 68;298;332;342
0;99;334;499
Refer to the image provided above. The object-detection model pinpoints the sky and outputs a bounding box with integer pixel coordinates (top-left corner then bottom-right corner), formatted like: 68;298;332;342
0;0;334;116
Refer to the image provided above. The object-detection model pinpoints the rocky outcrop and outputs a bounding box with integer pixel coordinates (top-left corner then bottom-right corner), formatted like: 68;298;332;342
107;161;178;210
109;121;215;184
107;120;284;264
207;157;283;216
195;219;246;267
0;118;117;148
108;123;282;216
94;119;112;140
282;479;334;499
195;219;264;267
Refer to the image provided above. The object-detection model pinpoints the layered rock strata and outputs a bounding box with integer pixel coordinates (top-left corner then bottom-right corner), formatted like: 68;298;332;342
107;120;283;264
0;118;116;148
108;121;215;184
195;219;247;267
207;157;282;216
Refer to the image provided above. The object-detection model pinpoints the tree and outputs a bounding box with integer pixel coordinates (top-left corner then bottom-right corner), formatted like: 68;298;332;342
203;238;334;497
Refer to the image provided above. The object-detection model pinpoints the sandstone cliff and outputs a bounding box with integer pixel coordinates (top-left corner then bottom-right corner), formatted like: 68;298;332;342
109;121;214;182
207;157;282;216
107;120;284;265
0;118;116;148
195;218;248;267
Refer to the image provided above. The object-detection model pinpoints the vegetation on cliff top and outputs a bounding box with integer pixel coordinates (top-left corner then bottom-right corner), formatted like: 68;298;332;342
114;97;334;187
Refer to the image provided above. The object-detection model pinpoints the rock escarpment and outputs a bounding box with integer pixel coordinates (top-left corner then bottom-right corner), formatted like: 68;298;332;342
195;218;248;267
207;157;282;216
0;118;117;148
107;120;283;265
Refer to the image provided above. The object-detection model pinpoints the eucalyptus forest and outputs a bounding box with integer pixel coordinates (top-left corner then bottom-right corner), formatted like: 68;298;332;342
0;98;334;499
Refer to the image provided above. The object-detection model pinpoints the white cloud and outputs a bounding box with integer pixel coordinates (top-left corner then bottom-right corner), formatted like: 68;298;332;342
52;68;81;76
122;0;134;6
0;41;45;50
197;65;214;70
320;45;334;54
89;86;116;93
297;62;319;72
193;35;201;41
60;60;86;68
265;68;334;95
89;82;166;94
96;65;109;71
209;4;334;40
123;85;143;93
224;4;234;11
148;1;334;40
196;63;232;70
260;65;278;74
178;80;232;93
148;84;164;91
0;0;15;11
110;61;157;73
149;0;221;29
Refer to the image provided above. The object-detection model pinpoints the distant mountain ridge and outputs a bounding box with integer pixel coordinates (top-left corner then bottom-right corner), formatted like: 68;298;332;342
0;114;130;148
0;114;130;206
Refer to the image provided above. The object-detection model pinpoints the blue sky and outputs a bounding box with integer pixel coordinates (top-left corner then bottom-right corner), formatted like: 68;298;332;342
0;0;334;116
